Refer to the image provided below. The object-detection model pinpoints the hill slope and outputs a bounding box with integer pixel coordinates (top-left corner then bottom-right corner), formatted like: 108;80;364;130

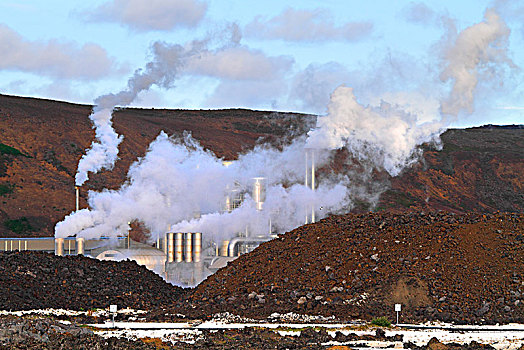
0;93;522;236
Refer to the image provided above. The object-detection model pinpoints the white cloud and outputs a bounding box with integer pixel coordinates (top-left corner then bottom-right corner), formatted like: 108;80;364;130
86;0;207;31
204;79;288;109
0;24;119;80
245;8;373;42
185;46;293;81
401;2;436;24
290;62;352;113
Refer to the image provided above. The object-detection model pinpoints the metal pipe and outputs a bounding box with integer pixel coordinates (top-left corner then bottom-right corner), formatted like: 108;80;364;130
311;149;315;223
227;236;271;258
167;232;174;263
305;150;309;224
252;177;265;211
184;233;192;262
175;232;183;262
75;186;79;211
76;237;84;255
193;232;202;263
55;238;64;256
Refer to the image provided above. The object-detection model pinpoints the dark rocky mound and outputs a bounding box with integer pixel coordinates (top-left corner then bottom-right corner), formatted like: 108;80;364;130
0;251;185;311
169;211;523;325
0;315;161;349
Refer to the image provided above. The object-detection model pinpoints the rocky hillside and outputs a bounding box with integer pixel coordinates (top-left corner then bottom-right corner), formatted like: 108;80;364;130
169;211;523;325
0;93;522;236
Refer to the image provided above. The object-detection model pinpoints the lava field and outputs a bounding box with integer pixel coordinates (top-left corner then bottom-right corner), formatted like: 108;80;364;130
170;211;524;325
0;251;185;311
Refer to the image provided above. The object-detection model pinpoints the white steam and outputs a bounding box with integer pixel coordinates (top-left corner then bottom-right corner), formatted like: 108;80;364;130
305;8;512;176
58;132;349;240
59;9;514;251
440;9;512;116
75;39;207;186
74;23;243;186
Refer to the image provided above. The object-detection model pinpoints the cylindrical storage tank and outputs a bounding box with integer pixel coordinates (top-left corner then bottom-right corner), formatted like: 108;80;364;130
221;240;230;257
76;237;84;255
175;232;183;262
167;232;174;263
193;232;202;263
184;233;192;263
163;233;168;255
55;238;64;256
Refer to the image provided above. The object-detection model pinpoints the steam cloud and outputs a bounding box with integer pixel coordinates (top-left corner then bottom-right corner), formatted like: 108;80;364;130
75;28;237;186
60;9;514;253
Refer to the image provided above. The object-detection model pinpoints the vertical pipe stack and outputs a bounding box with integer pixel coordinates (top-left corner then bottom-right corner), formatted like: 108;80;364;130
76;237;84;255
167;232;174;263
311;150;315;223
55;238;64;256
304;149;316;224
305;150;309;224
75;186;79;211
184;233;192;262
252;178;265;211
175;232;183;262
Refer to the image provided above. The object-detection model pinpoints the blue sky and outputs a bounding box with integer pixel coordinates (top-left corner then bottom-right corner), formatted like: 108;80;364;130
1;0;523;126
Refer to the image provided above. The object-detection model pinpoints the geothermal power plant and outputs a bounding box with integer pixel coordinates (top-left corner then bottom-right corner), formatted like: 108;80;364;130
0;153;318;287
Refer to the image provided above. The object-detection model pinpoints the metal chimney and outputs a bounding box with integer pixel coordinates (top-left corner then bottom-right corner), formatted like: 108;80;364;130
305;148;316;224
252;177;266;211
75;186;79;211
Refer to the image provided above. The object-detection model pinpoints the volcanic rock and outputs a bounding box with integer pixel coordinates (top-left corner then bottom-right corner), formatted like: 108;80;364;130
169;211;523;324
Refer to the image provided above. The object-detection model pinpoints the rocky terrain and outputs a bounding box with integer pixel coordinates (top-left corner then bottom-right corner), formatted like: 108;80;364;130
168;211;524;325
0;251;184;311
0;212;521;326
0;94;522;237
0;315;509;349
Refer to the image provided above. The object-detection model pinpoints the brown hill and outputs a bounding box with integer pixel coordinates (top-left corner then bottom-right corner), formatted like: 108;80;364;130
170;211;523;325
0;94;522;236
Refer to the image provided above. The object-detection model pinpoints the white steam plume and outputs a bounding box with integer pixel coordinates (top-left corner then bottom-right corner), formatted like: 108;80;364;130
75;39;207;186
440;9;512;116
58;132;348;240
306;8;513;176
58;9;515;253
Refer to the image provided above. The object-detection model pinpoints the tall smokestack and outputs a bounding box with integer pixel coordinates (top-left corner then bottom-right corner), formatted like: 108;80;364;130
304;149;316;224
75;186;79;211
252;177;265;211
311;150;315;223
